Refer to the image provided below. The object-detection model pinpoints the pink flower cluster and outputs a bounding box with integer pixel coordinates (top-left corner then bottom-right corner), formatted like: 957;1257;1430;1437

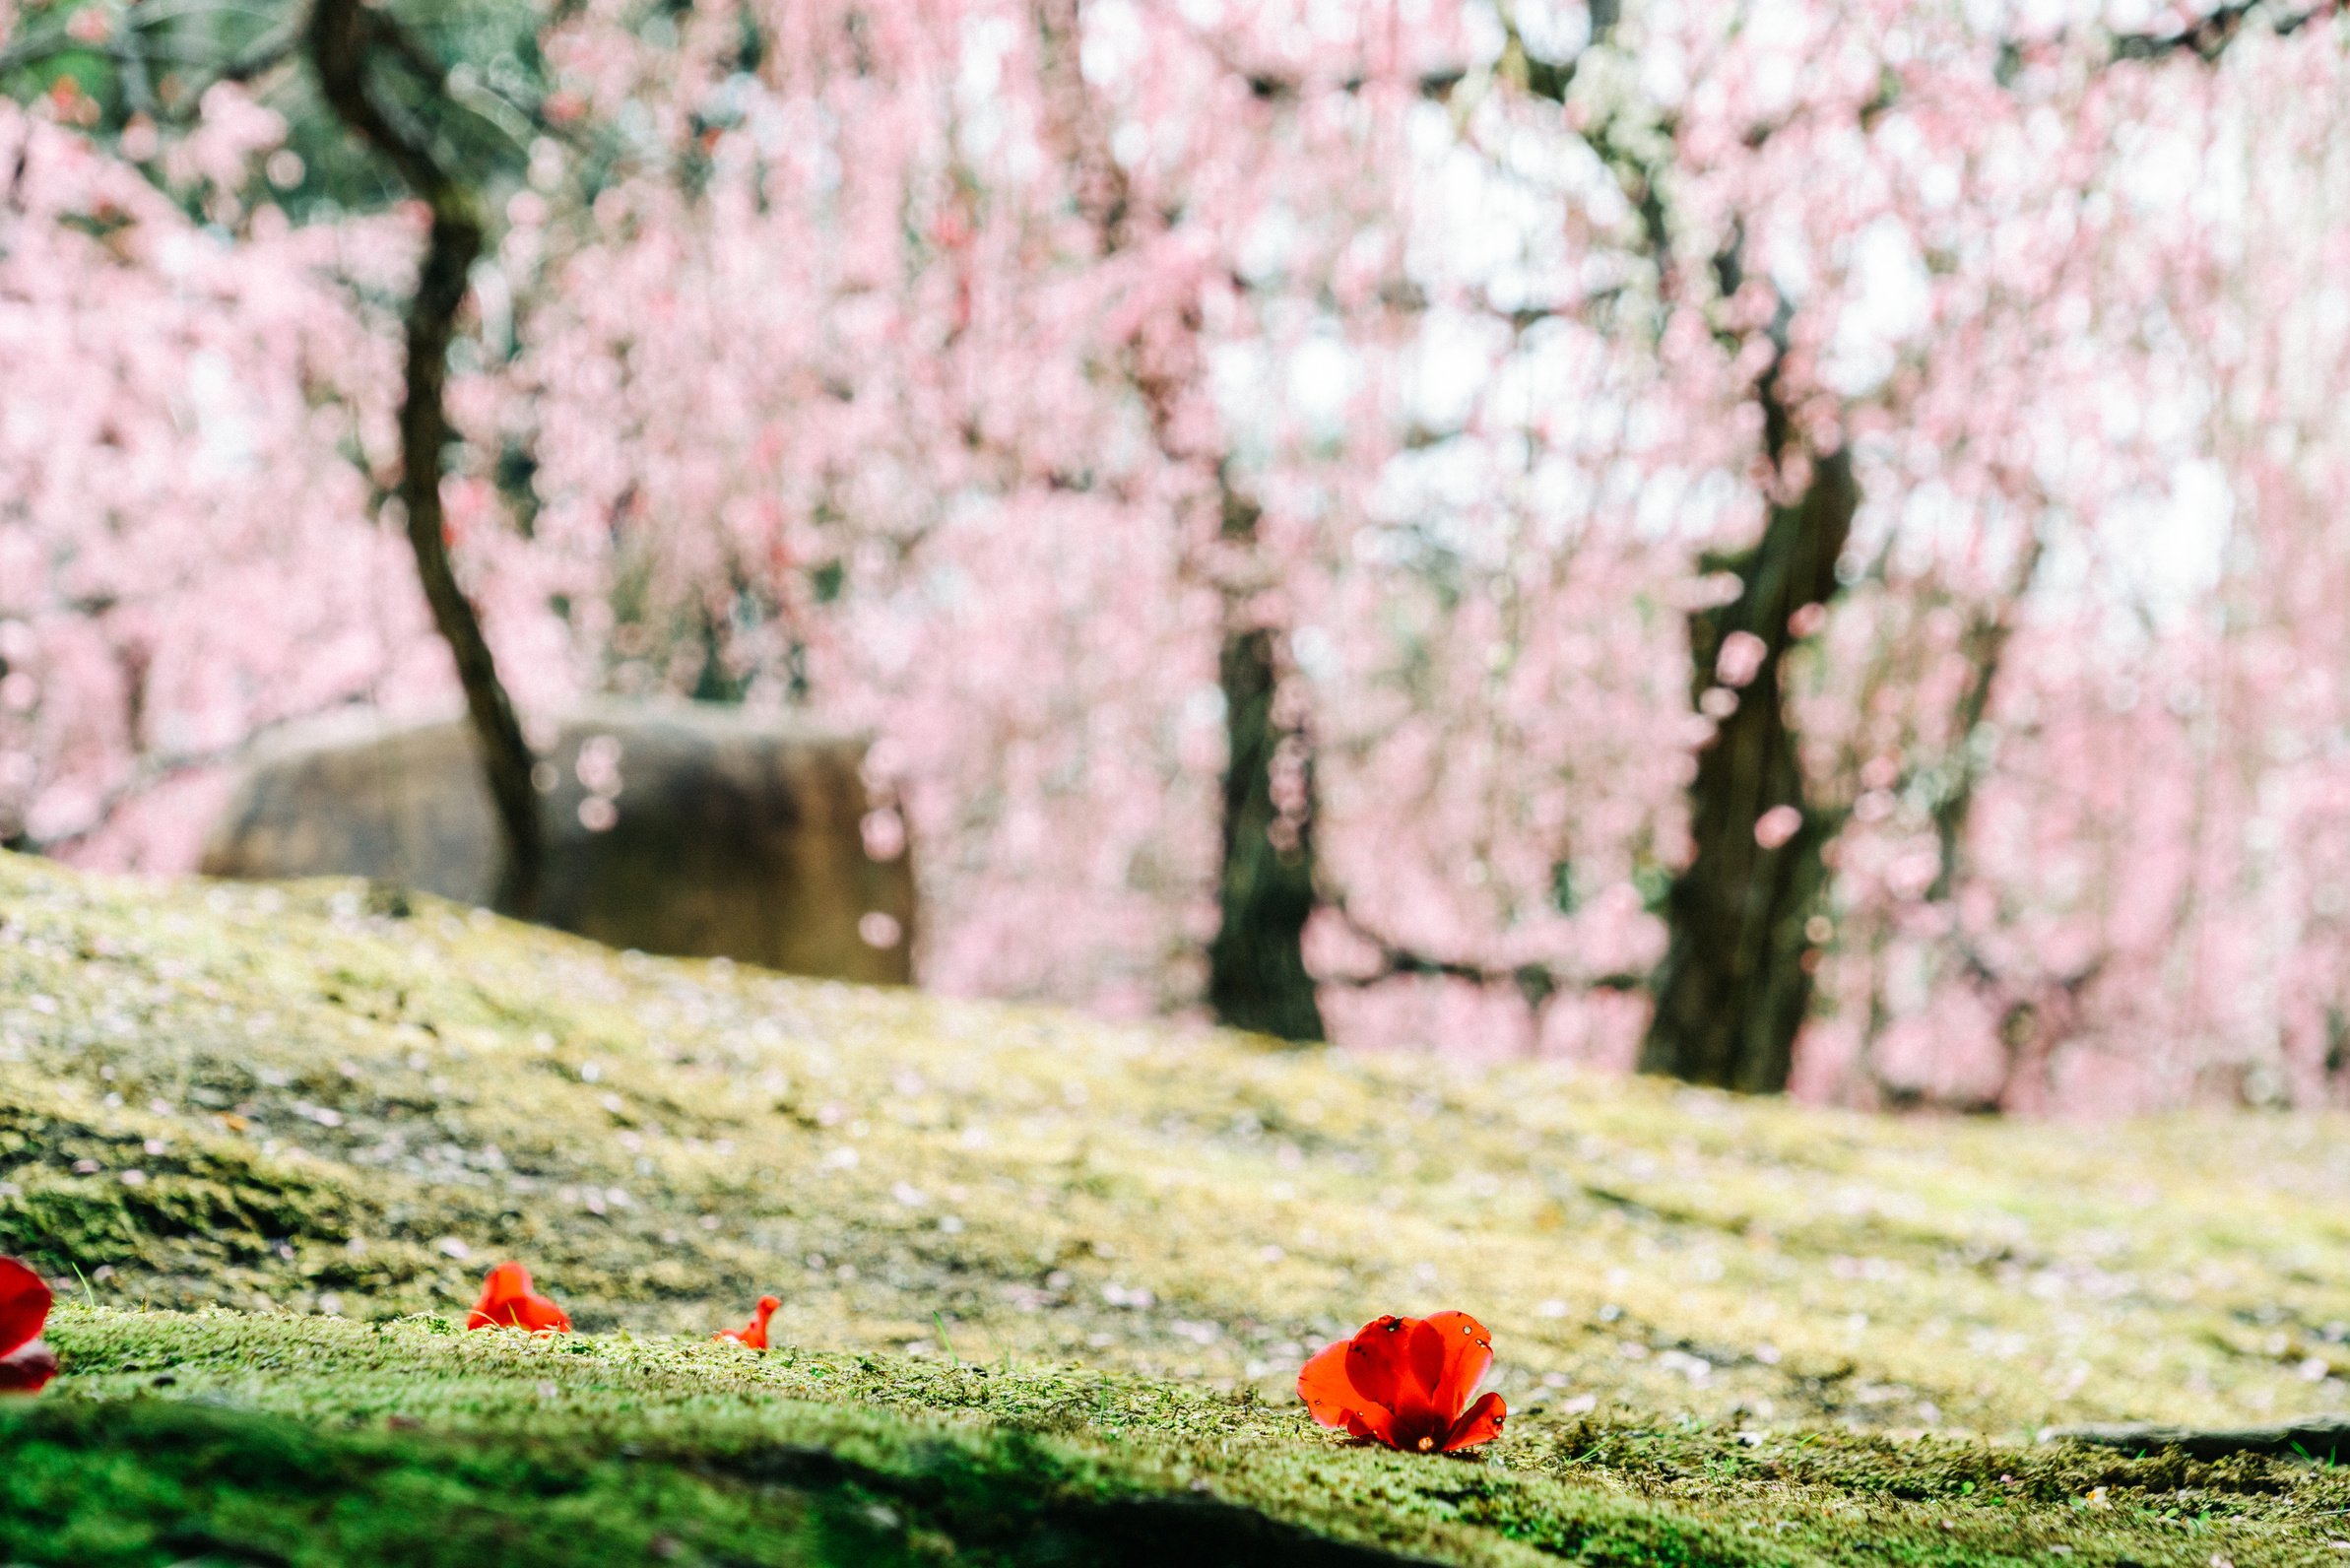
7;1;2350;1110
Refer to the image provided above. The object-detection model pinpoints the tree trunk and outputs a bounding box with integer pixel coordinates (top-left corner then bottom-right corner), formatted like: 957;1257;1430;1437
1027;0;1324;1039
1640;447;1857;1091
394;214;545;919
1205;479;1325;1041
309;0;543;919
1207;618;1327;1042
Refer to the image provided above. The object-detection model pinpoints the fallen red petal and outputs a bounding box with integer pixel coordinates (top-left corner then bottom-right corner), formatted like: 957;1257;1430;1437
511;1294;573;1333
466;1262;572;1334
1339;1314;1420;1414
0;1339;58;1395
716;1294;781;1349
0;1258;50;1362
1442;1391;1507;1451
1297;1337;1362;1429
1420;1310;1495;1415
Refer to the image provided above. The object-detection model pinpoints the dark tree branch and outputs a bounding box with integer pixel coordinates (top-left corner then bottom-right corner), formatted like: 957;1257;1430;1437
2110;0;2340;61
1925;531;2043;902
308;0;543;918
1320;899;1644;1017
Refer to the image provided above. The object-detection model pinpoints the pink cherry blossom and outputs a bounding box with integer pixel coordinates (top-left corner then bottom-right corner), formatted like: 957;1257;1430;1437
6;0;2350;1113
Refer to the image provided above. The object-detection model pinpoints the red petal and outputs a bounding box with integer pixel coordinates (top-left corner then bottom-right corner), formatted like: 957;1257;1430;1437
1420;1310;1495;1418
744;1296;779;1350
1403;1319;1449;1402
1442;1392;1506;1451
0;1338;58;1394
1340;1315;1424;1412
718;1296;779;1348
468;1263;528;1328
1297;1337;1364;1429
0;1258;50;1361
1343;1405;1398;1447
515;1294;572;1334
467;1264;568;1333
478;1262;533;1302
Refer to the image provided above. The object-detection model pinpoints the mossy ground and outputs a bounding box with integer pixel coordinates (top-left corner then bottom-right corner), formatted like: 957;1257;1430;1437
5;849;2350;1563
16;1307;2350;1566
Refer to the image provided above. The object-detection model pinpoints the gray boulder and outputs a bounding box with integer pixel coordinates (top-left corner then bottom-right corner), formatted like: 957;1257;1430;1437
198;702;915;984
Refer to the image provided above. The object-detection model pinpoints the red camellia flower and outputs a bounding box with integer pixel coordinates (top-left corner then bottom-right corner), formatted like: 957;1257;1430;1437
1298;1311;1506;1454
0;1257;59;1395
714;1294;781;1349
464;1262;572;1334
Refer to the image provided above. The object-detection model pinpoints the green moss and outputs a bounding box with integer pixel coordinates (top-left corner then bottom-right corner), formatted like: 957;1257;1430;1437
14;1308;2350;1566
6;849;2350;1561
1;1397;847;1568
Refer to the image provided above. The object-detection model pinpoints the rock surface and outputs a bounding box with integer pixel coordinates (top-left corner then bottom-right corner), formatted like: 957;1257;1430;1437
197;703;915;983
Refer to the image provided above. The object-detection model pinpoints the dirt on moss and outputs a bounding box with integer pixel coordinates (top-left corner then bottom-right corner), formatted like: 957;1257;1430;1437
6;849;2350;1562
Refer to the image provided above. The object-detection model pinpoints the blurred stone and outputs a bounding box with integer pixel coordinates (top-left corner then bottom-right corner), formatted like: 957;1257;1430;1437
199;702;915;984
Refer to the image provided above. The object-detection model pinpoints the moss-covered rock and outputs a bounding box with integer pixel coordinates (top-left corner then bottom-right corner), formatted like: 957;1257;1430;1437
5;849;2350;1562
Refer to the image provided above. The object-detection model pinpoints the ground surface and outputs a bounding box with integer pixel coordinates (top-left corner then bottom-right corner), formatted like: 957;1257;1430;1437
5;849;2350;1563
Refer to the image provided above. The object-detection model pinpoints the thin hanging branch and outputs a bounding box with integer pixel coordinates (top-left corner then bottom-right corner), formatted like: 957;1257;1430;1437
307;0;543;918
1320;897;1646;1017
